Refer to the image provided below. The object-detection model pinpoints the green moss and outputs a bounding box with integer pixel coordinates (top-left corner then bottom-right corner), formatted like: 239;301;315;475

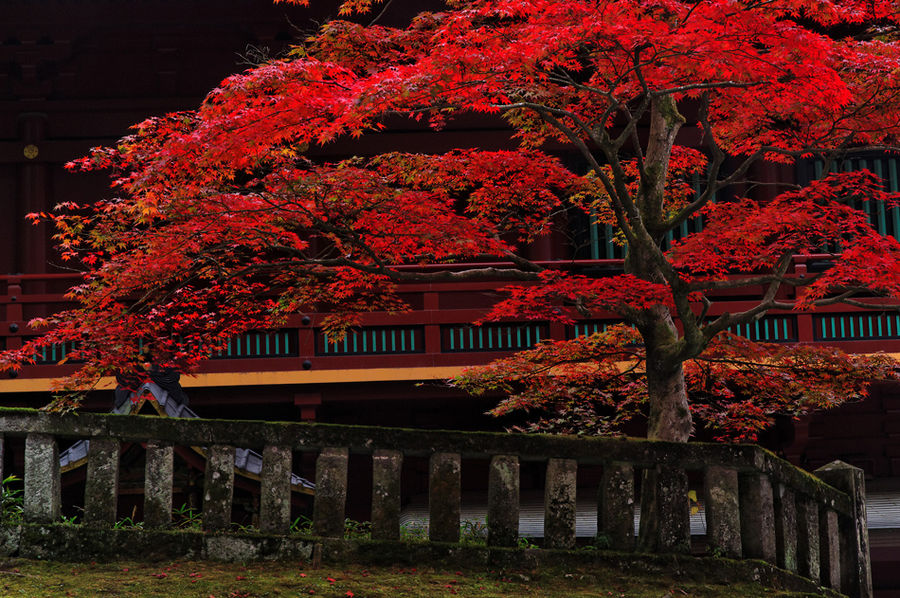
0;556;836;598
0;524;841;597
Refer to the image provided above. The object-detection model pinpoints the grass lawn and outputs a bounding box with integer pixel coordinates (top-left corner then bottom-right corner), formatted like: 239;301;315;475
0;558;827;597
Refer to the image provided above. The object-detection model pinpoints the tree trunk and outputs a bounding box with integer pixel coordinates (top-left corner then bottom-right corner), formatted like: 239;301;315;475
646;358;692;442
635;307;693;552
624;95;691;442
635;304;692;443
637;351;694;552
620;94;692;552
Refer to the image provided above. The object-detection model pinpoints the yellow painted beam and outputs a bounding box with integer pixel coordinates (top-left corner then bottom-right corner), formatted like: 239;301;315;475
0;366;468;393
4;350;900;394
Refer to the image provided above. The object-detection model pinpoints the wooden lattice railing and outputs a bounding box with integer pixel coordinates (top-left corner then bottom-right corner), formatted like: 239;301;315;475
5;266;900;379
0;408;872;597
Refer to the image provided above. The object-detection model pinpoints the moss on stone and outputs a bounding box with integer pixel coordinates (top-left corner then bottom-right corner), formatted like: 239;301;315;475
0;407;854;517
0;523;843;596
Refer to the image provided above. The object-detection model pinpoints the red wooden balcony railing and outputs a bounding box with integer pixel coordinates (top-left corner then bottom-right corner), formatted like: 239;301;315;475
2;256;899;382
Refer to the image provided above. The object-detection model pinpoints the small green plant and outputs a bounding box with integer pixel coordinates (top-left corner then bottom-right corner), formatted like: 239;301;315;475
113;516;143;530
592;533;611;549
399;520;428;542
517;536;538;549
231;522;258;533
288;516;374;539
290;515;313;535
0;475;23;524
59;513;78;526
343;518;372;540
459;519;488;545
172;503;202;529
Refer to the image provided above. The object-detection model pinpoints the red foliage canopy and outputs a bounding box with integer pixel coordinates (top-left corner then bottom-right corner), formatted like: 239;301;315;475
6;0;900;442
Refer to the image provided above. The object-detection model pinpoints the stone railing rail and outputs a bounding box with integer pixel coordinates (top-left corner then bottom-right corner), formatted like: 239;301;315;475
0;407;871;597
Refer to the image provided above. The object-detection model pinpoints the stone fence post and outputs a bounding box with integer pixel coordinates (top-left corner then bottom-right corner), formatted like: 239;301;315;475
203;444;235;531
371;449;403;541
144;441;174;528
23;433;59;523
429;452;461;543
704;466;741;558
739;472;776;563
0;405;875;592
84;437;120;527
487;455;519;547
260;445;292;533
599;462;634;550
545;458;577;549
313;447;349;538
815;461;872;598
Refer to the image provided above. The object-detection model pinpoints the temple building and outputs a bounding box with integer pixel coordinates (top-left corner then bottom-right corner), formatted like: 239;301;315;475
3;1;900;594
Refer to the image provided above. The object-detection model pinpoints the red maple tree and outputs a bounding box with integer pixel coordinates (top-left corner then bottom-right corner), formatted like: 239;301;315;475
6;0;900;445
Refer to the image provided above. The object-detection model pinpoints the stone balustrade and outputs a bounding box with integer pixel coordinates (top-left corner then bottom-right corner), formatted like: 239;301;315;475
0;408;871;597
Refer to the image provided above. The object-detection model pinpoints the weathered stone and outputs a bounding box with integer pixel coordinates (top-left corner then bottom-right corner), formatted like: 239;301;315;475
260;445;292;534
428;452;460;543
371;449;402;541
203;445;235;531
774;483;798;572
0;524;20;556
487;455;519;547
815;461;872;598
796;495;821;583
819;507;841;592
739;472;775;562
544;458;577;549
0;406;868;596
144;441;174;528
24;433;59;523
203;533;315;562
0;522;851;593
0;407;866;523
704;466;741;558
84;437;120;527
600;461;634;551
313;447;348;538
0;433;6;522
656;467;691;553
637;468;658;553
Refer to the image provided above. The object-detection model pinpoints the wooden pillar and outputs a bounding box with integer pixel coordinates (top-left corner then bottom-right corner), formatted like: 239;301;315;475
4;286;21;350
17;113;49;286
